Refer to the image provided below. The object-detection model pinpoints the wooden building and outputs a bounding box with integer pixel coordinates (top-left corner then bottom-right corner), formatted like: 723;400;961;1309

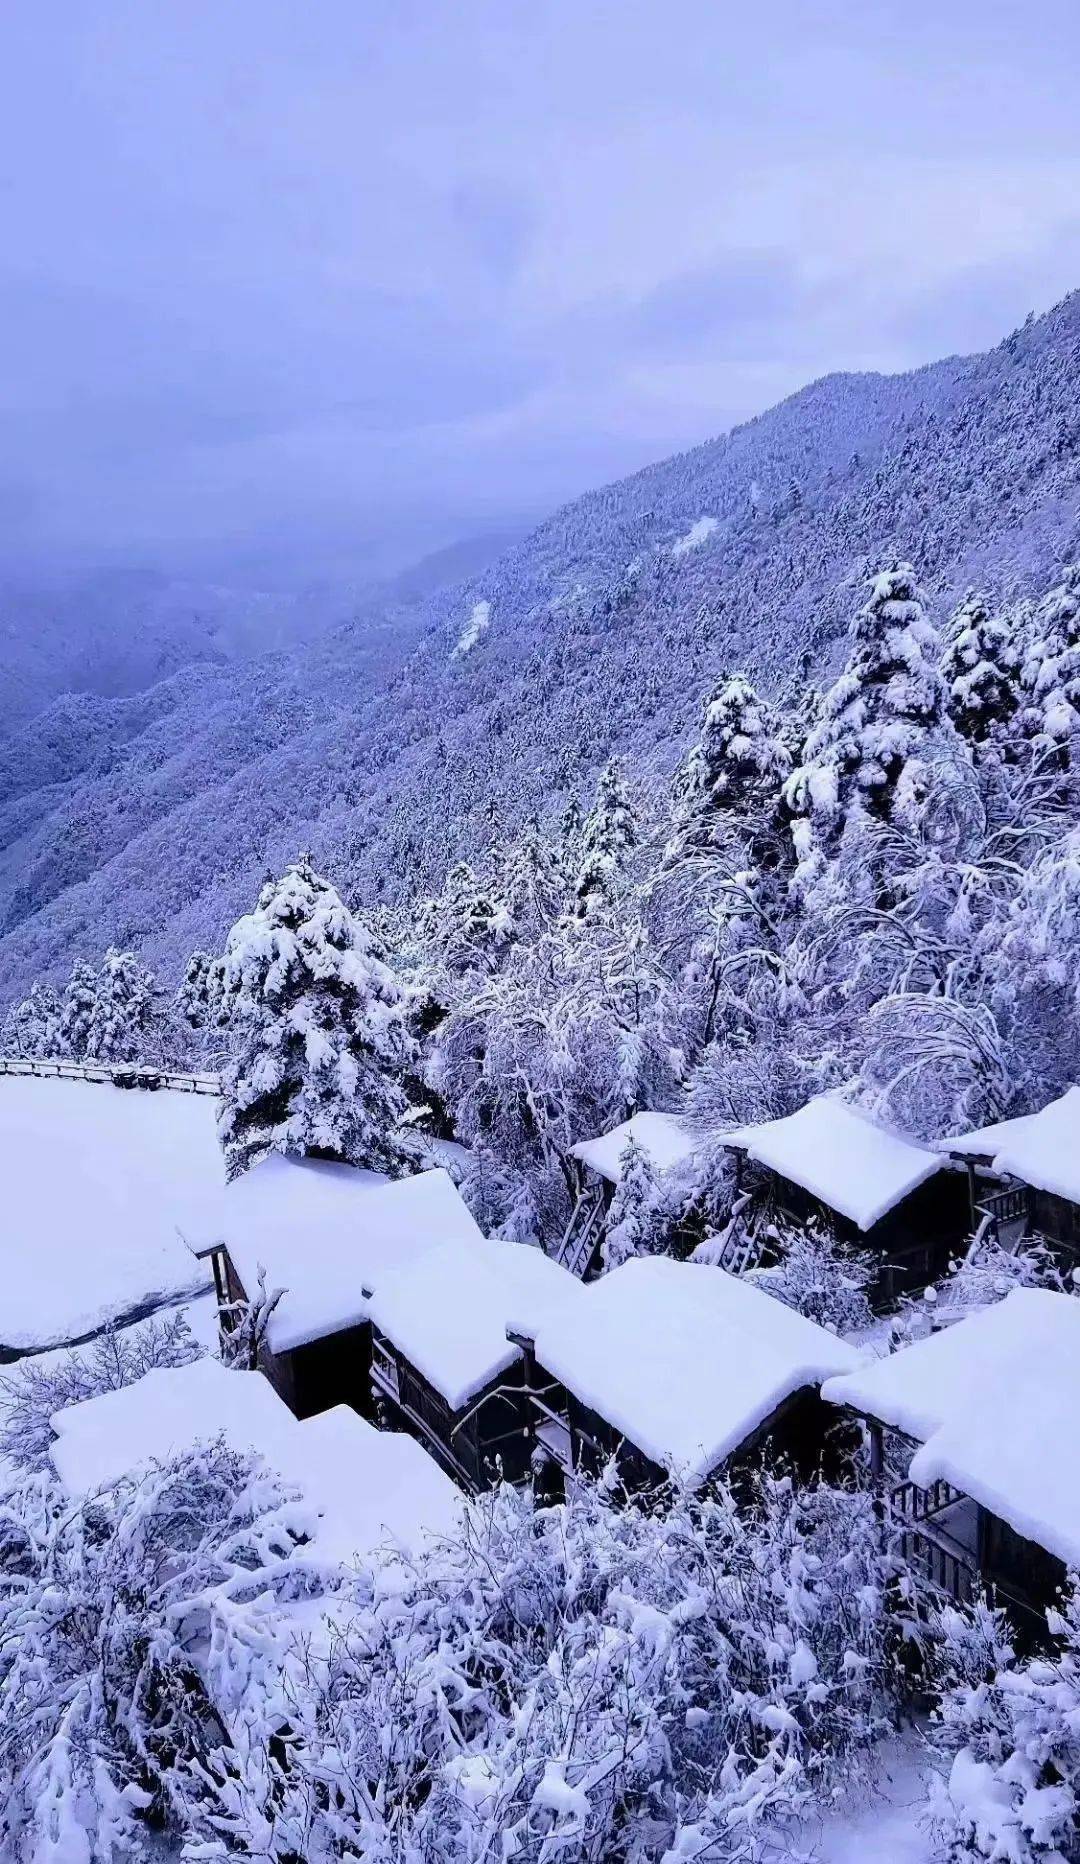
939;1086;1080;1269
721;1096;969;1306
561;1111;703;1275
367;1233;581;1491
822;1288;1080;1633
528;1255;858;1494
195;1157;486;1421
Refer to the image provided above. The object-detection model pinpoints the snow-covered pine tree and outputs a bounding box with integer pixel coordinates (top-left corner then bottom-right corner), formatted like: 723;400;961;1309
784;562;957;898
575;760;636;916
1020;561;1080;756
430;860;504;974
602;1134;667;1270
57;958;99;1060
84;948;162;1064
940;590;1022;743
175;948;225;1031
0;980;62;1058
668;673;792;863
218;853;412;1179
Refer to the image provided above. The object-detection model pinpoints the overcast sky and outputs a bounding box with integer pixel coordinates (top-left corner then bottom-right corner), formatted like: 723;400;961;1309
2;0;1079;584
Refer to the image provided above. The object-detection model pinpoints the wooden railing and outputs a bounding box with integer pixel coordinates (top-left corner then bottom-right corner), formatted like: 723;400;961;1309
0;1054;219;1095
892;1475;966;1526
976;1183;1030;1232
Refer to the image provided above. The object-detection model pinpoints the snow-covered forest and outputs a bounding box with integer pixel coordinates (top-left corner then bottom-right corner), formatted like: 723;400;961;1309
7;555;1080;1250
6;557;1080;1857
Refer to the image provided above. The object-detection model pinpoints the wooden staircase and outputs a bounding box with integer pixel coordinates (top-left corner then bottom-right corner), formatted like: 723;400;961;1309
555;1184;608;1279
711;1193;769;1276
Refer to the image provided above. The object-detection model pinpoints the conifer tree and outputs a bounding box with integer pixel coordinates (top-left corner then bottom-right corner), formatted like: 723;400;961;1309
940;590;1022;743
58;959;99;1061
175;949;225;1032
85;948;162;1063
669;674;791;861
784;562;956;894
1020;561;1080;752
602;1135;666;1269
218;854;411;1179
0;980;62;1058
575;761;636;917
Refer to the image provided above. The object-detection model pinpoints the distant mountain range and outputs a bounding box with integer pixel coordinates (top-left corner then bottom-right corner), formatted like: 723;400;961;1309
1;292;1078;1003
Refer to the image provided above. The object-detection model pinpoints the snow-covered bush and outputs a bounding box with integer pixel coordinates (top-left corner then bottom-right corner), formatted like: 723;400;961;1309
0;1310;202;1472
0;980;63;1059
0;1440;309;1862
926;1586;1080;1862
750;1216;876;1336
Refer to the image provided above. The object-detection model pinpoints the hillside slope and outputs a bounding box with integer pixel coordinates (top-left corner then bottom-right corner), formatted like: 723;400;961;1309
2;294;1078;1000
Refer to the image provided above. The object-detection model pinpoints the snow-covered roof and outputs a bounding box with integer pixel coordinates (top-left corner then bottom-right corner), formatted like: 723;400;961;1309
368;1233;581;1411
570;1111;701;1185
531;1256;858;1486
822;1289;1080;1569
0;1075;222;1352
723;1095;943;1232
206;1160;485;1355
50;1356;462;1564
939;1087;1080;1203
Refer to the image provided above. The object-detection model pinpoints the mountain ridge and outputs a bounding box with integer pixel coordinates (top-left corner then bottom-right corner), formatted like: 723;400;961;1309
1;291;1078;1003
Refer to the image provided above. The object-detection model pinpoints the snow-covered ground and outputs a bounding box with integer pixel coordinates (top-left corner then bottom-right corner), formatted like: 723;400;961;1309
790;1733;936;1862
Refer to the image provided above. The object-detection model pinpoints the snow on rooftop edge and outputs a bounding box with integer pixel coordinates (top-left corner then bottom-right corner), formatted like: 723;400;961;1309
214;1162;485;1355
822;1289;1080;1568
570;1110;700;1184
938;1087;1080;1203
722;1095;942;1231
367;1232;581;1410
532;1256;857;1485
49;1357;463;1565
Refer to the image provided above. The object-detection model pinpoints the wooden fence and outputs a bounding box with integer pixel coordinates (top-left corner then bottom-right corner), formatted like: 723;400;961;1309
0;1054;219;1095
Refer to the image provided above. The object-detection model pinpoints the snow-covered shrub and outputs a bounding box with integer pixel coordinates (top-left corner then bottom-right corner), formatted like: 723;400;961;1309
187;1471;900;1862
0;1440;309;1862
0;1310;202;1472
857;992;1011;1141
925;1587;1080;1862
751;1216;875;1336
218;853;413;1178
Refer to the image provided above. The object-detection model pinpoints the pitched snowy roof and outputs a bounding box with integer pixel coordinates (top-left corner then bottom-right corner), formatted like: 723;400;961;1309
939;1087;1080;1203
822;1290;1080;1568
368;1233;582;1410
531;1256;857;1486
207;1160;485;1355
0;1074;222;1352
722;1095;943;1231
570;1111;701;1185
50;1356;462;1564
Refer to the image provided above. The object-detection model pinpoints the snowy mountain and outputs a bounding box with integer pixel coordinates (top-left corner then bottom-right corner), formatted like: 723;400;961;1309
1;291;1079;999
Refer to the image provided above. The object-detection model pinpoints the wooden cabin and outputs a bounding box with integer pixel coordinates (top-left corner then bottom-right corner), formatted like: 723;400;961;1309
367;1233;581;1491
561;1111;703;1275
939;1087;1080;1271
195;1158;485;1421
721;1096;969;1306
528;1256;858;1495
822;1288;1080;1634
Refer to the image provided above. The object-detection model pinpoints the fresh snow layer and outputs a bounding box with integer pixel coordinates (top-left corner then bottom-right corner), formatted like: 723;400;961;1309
452;598;491;657
940;1085;1080;1201
0;1076;221;1351
532;1256;857;1485
206;1161;485;1355
50;1356;461;1564
367;1233;581;1411
823;1289;1080;1568
724;1095;943;1231
570;1110;701;1185
671;515;718;558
